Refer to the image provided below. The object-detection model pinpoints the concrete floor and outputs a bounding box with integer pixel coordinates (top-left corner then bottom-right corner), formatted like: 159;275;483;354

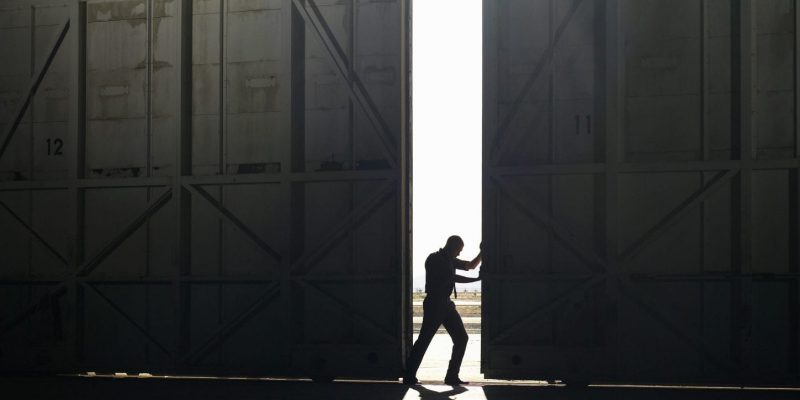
415;333;484;383
3;334;799;399
2;376;799;400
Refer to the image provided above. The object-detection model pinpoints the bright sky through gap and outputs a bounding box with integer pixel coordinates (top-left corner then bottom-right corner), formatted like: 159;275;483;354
413;0;482;291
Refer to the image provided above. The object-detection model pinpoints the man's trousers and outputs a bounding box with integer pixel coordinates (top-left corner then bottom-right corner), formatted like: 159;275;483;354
405;296;468;379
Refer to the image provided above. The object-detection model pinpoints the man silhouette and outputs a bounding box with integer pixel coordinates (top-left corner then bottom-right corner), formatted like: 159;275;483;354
404;235;481;386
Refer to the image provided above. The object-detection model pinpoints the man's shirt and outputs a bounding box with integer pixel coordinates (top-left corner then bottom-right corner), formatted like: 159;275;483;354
424;249;469;299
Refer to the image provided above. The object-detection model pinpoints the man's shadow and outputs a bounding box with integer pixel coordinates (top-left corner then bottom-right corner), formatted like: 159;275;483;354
408;384;468;400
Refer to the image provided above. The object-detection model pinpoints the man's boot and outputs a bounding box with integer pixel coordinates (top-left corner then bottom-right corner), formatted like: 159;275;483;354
444;360;468;386
402;374;419;385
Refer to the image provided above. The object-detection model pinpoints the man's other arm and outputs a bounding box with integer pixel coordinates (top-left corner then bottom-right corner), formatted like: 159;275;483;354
454;251;482;283
454;273;481;283
454;251;482;271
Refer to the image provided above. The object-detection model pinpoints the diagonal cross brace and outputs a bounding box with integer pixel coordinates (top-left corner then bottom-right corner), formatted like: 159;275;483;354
619;169;738;270
182;282;280;364
301;280;396;343
292;0;398;168
2;188;173;336
0;284;67;335
76;188;173;277
490;0;584;163
0;18;70;162
491;276;603;344
185;184;282;263
290;180;395;276
493;176;607;273
186;172;442;368
83;282;172;357
619;279;739;375
0;197;68;265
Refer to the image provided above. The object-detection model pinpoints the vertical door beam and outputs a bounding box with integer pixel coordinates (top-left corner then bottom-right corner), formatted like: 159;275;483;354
603;0;622;275
701;0;711;161
791;0;800;379
791;168;799;377
219;0;227;175
68;1;86;366
26;7;34;293
347;0;357;326
144;1;154;363
29;5;35;182
399;0;412;369
174;0;193;365
796;0;800;160
146;0;153;176
216;0;227;353
481;0;499;375
347;0;356;169
592;0;606;280
281;0;306;367
699;1;710;374
546;0;555;276
731;0;756;380
603;0;623;377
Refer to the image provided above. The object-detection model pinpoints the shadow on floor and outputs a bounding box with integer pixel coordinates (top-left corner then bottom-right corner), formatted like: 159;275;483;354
409;384;468;399
480;385;800;400
1;376;799;400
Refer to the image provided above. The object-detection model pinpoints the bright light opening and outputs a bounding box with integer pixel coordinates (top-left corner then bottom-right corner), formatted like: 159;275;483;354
412;1;482;291
412;0;483;382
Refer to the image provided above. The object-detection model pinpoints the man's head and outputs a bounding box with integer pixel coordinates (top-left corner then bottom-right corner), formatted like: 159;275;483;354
444;235;464;259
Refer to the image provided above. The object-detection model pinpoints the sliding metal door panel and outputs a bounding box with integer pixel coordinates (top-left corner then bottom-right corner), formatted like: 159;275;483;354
0;0;410;379
484;0;800;385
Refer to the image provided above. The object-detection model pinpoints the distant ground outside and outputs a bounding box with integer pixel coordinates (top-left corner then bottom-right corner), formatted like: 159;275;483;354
412;291;481;334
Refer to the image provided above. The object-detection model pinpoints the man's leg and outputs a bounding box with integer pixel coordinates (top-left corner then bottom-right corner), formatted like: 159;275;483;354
405;300;444;382
441;301;468;382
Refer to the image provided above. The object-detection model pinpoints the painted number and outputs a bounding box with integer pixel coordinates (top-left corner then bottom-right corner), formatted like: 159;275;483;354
46;138;64;156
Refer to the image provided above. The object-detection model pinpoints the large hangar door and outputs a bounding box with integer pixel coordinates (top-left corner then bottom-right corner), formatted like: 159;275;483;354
483;0;800;385
482;0;604;381
0;0;410;379
186;0;410;379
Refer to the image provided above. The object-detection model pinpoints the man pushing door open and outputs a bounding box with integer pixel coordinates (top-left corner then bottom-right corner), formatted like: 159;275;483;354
404;235;482;386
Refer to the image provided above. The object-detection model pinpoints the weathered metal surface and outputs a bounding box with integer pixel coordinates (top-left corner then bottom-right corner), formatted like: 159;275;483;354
483;0;800;386
0;0;410;380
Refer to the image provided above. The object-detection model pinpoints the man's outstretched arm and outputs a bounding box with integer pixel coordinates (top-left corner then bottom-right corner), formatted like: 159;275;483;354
465;251;482;270
454;249;482;271
454;272;481;283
